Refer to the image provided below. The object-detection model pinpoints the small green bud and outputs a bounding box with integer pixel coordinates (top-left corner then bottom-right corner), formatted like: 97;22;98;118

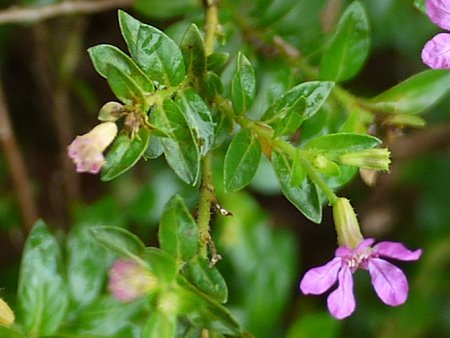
333;198;364;248
339;148;391;171
312;154;341;176
98;101;124;122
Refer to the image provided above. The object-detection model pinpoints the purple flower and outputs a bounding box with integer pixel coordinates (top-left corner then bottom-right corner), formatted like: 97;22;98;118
299;238;422;319
422;0;450;68
67;122;118;174
108;259;158;302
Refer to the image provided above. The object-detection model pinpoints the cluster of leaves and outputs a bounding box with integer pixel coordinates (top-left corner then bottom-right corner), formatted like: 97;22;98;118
3;0;450;337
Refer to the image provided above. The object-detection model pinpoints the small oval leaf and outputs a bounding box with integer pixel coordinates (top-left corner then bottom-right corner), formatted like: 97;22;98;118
232;53;256;115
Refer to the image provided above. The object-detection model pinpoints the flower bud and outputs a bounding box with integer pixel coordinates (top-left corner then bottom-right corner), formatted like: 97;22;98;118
98;101;124;122
0;298;15;327
67;122;118;174
312;154;341;176
333;198;364;248
339;148;391;171
108;259;158;302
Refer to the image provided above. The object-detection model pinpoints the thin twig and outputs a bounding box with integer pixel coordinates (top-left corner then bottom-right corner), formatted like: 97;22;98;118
0;80;38;233
0;0;135;25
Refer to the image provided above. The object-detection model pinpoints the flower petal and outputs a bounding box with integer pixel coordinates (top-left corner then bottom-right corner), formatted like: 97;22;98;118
300;257;342;295
327;265;355;320
368;258;408;306
426;0;450;30
374;241;422;261
422;33;450;69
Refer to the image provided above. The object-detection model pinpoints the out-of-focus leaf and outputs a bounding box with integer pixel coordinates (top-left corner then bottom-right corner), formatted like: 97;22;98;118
287;312;341;338
118;11;185;86
224;128;261;192
370;70;450;114
152;99;201;185
176;88;214;155
232;53;256;115
133;0;198;20
87;44;153;107
0;326;24;338
272;150;322;223
144;248;178;284
186;257;228;303
159;195;199;262
89;226;146;260
180;24;206;78
320;1;370;82
142;311;176;338
17;220;68;337
101;128;151;182
414;0;426;14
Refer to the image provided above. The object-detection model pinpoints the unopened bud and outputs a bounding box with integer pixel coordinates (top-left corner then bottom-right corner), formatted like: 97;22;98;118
0;298;15;327
98;102;124;122
312;154;341;176
333;198;364;248
339;148;391;171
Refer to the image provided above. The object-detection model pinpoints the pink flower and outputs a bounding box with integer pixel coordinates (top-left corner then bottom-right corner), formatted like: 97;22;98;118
422;0;450;68
67;122;118;174
108;259;158;302
299;238;422;319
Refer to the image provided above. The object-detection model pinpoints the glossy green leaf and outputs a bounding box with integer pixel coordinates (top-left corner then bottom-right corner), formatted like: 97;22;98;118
180;24;206;78
88;44;153;107
224;128;261;192
272;151;322;223
207;52;230;73
304;133;381;154
320;1;370;82
212;105;234;148
232;53;256;115
144;248;178;284
142;311;177;338
89;226;146;260
101;128;151;181
17;220;68;336
176;88;215;155
159;195;199;262
262;81;334;125
370;69;450;114
145;135;164;159
290;151;307;186
204;71;224;100
152;99;201;185
186;257;228;303
177;276;242;336
118;10;185;86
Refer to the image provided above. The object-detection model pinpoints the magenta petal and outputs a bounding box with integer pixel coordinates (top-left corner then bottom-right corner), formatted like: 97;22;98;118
422;33;450;69
327;265;355;320
374;241;422;261
426;0;450;31
300;257;342;295
368;258;408;306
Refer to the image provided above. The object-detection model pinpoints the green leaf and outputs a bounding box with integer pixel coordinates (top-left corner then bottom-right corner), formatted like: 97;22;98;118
203;71;224;100
89;226;146;260
176;88;215;155
152;99;201;185
145;135;165;159
224;128;261;192
207;52;230;73
262;81;334;125
177;277;242;336
232;53;256;115
17;220;68;336
88;44;153;107
180;24;206;78
370;69;450;114
186;257;228;303
272;151;322;223
320;1;370;82
133;0;198;20
144;248;178;284
0;327;23;338
159;195;199;262
118;10;185;86
304;133;381;154
101;128;151;181
413;0;426;14
142;311;177;338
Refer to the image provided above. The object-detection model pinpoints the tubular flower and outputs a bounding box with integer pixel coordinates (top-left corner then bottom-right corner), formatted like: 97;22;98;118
67;122;118;174
108;259;158;302
299;238;422;319
422;0;450;68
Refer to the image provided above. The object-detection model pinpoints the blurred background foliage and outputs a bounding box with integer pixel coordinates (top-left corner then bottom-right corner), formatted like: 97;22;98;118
0;0;448;337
